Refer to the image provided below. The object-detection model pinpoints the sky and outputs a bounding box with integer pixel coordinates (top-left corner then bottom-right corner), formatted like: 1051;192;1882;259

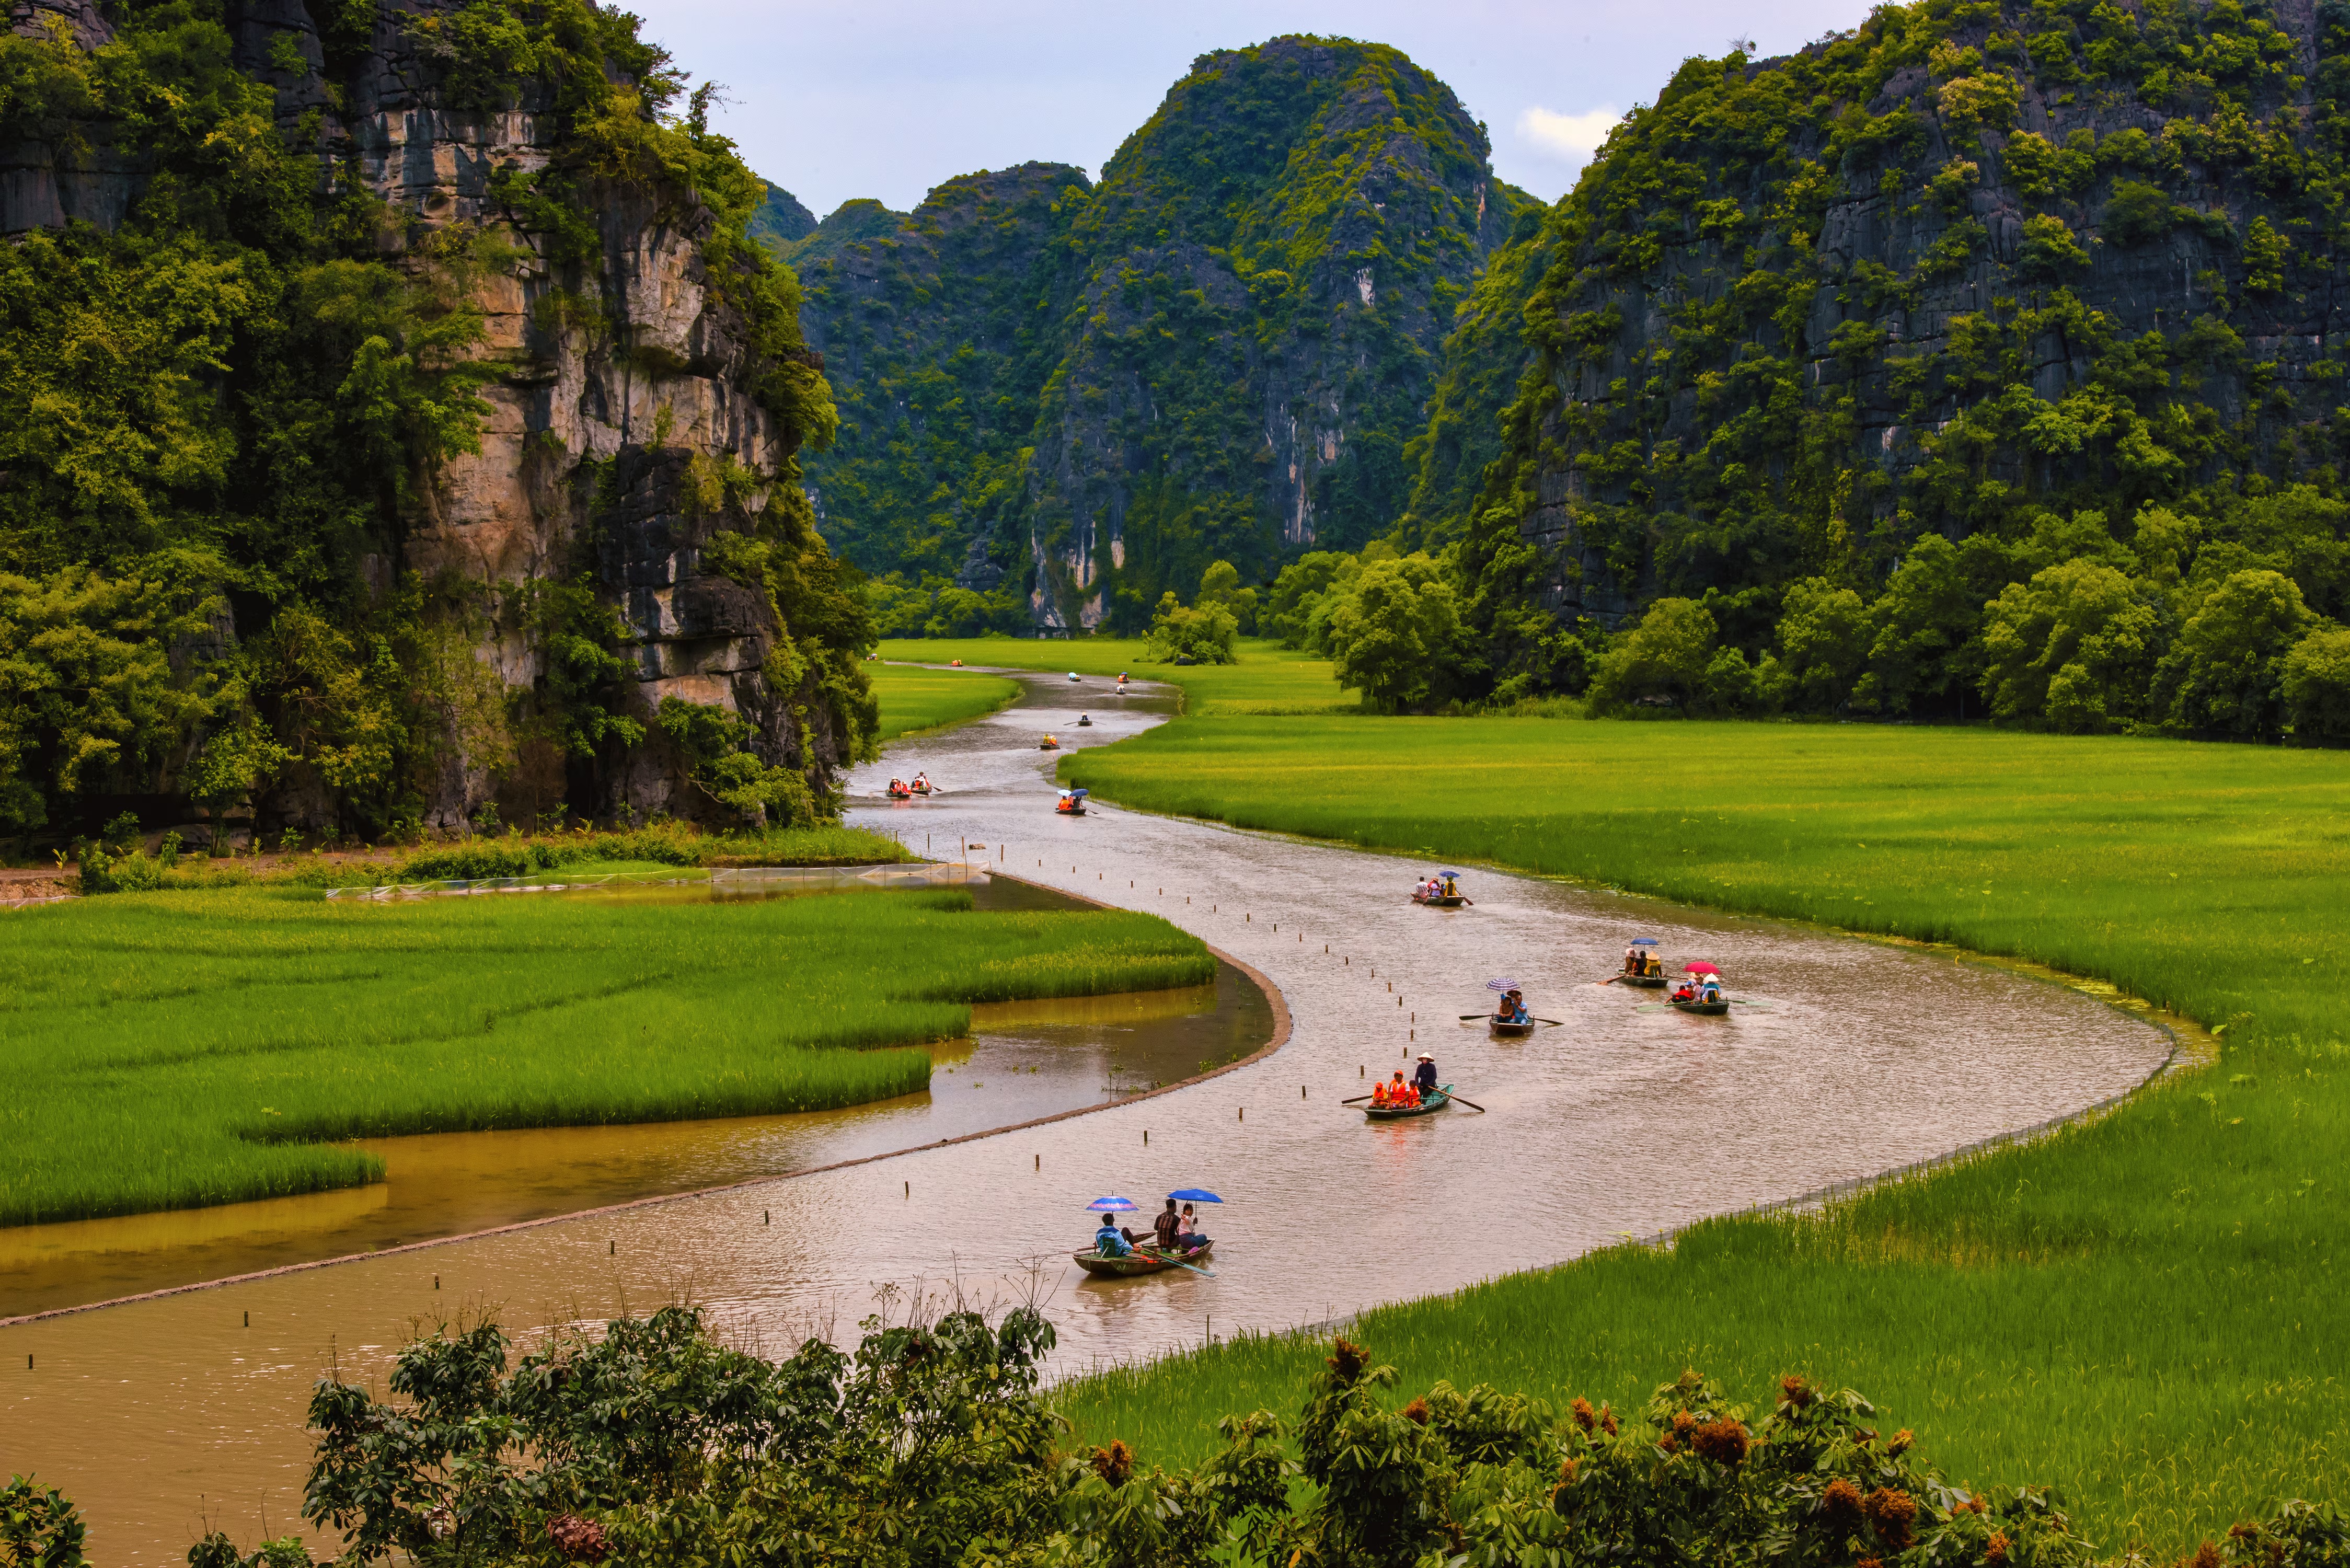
647;0;1873;221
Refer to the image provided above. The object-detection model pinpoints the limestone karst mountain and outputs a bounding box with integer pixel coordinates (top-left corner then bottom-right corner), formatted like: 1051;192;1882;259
784;37;1530;631
0;0;871;838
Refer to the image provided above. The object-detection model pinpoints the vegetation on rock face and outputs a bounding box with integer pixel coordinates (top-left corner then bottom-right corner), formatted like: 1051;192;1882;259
789;37;1526;634
89;1310;2347;1568
1415;0;2350;729
0;0;872;849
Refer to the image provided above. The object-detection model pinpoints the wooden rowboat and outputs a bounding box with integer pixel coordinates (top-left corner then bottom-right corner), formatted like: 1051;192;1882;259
1073;1241;1213;1277
1623;973;1667;989
1489;1016;1536;1038
1411;890;1464;908
1672;998;1731;1016
1365;1084;1452;1120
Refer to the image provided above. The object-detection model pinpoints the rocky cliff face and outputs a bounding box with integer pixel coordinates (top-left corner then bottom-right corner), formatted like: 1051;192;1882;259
791;36;1526;631
1442;0;2350;651
0;0;860;835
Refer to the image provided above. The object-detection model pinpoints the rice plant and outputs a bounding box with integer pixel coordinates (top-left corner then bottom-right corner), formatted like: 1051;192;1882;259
0;886;1213;1227
869;663;1023;740
1051;716;2350;1556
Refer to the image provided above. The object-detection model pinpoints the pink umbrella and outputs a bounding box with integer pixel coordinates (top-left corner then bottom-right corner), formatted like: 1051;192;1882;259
1683;962;1721;976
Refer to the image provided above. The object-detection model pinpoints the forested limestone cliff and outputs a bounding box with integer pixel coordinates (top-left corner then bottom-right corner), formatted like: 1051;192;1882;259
788;37;1528;632
1418;0;2350;720
0;0;871;845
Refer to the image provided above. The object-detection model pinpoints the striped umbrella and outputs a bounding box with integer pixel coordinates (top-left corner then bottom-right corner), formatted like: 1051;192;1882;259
1485;977;1523;991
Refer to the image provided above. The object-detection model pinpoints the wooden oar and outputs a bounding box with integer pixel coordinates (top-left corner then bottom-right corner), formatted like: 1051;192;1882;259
1341;1093;1375;1103
1444;1091;1489;1112
1155;1252;1217;1278
1533;1017;1564;1026
1457;1012;1490;1020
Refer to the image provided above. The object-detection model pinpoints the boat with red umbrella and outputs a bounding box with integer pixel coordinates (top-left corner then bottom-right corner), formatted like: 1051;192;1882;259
1671;961;1731;1015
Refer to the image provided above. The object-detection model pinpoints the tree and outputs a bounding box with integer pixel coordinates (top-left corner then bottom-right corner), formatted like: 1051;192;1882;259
1979;561;2167;730
1588;598;1717;711
1262;551;1353;647
2283;625;2350;740
1194;559;1260;634
1142;592;1238;664
2155;569;2313;736
1322;555;1464;712
1854;534;1979;715
1773;578;1869;712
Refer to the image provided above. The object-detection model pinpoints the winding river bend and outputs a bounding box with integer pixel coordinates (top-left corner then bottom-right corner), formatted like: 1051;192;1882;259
0;672;2172;1561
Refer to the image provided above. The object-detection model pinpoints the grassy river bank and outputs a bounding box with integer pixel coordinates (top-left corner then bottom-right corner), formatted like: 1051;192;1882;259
0;887;1213;1228
881;638;2349;1555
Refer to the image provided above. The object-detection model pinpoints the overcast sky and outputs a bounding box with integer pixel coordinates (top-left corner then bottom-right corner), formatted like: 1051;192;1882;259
648;0;1871;220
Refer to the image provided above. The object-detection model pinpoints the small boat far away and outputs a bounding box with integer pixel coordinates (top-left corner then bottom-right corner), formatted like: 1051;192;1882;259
1412;871;1468;908
1618;936;1668;987
1365;1083;1454;1119
1672;962;1731;1015
1076;714;1092;727
1484;977;1535;1036
1039;734;1060;750
1055;788;1088;816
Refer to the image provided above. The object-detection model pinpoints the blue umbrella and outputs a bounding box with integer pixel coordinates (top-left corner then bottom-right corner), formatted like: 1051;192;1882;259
1630;937;1660;946
1086;1195;1138;1212
1439;870;1467;877
1167;1188;1223;1203
1485;977;1523;992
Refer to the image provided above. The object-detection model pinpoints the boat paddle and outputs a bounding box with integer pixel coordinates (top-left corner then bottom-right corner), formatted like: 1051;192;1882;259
1340;1093;1375;1103
1533;1017;1565;1026
1456;1012;1492;1020
1445;1091;1489;1112
1149;1249;1217;1278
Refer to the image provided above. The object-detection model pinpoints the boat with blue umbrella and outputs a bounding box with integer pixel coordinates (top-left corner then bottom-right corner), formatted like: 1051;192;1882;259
1073;1193;1217;1277
1412;870;1469;908
1616;937;1668;987
1481;976;1537;1036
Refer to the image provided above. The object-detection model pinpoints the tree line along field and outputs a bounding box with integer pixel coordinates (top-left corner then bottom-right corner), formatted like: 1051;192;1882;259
0;887;1214;1228
905;638;2345;1554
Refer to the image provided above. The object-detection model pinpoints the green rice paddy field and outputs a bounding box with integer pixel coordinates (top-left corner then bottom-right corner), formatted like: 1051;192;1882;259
879;640;2349;1554
868;661;1023;740
875;637;1350;714
0;887;1212;1228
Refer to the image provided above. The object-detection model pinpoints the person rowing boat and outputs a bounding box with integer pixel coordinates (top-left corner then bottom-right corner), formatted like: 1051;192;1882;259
1413;1053;1438;1097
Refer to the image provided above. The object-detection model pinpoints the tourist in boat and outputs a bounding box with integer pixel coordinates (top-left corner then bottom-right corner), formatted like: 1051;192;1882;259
1178;1203;1210;1251
1369;1079;1391;1108
1151;1197;1183;1252
1092;1215;1133;1258
1500;989;1528;1025
1624;944;1643;975
1413;1053;1438;1098
1389;1069;1414;1106
1673;978;1697;1003
912;771;930;791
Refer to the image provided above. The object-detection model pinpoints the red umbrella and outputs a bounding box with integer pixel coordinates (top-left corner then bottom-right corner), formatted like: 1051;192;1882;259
1683;962;1721;976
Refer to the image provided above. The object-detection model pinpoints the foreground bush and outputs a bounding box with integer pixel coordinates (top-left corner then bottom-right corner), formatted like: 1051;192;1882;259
120;1310;2346;1567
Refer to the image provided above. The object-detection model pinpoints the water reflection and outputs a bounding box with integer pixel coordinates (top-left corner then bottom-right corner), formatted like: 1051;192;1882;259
0;669;2173;1561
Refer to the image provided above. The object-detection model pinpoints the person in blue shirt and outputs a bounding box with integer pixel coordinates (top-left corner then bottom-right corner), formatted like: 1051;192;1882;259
1413;1053;1438;1096
1092;1216;1133;1257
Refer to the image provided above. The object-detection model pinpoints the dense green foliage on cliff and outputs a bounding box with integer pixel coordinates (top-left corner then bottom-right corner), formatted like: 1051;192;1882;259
0;0;866;846
790;37;1525;635
1398;0;2350;732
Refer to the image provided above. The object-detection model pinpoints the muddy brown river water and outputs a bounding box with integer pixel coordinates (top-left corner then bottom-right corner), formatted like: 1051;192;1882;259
0;671;2174;1560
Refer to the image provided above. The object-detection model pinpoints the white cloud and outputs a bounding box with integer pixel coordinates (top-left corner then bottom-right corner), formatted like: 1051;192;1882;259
1517;105;1622;166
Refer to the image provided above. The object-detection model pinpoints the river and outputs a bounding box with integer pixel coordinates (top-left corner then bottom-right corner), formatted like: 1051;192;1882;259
0;670;2174;1560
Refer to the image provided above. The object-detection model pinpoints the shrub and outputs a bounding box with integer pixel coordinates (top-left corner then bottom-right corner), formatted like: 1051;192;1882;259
2284;625;2350;740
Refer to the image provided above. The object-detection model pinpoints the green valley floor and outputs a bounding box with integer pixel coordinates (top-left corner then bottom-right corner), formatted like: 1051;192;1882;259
0;886;1212;1227
880;636;2350;1557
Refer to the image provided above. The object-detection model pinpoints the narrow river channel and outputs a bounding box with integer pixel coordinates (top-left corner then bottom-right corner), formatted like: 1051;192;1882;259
0;671;2174;1561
